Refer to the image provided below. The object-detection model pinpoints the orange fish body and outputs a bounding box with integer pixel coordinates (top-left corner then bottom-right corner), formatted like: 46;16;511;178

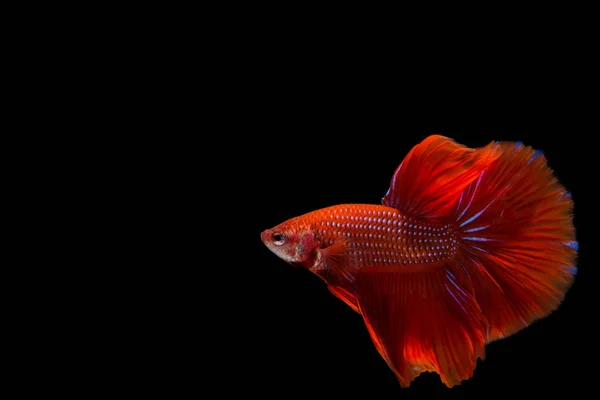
260;135;577;388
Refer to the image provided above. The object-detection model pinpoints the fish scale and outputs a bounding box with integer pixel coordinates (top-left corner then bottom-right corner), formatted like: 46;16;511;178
308;204;458;267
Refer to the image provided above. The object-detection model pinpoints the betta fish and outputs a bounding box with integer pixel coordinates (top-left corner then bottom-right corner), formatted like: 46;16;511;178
260;135;578;388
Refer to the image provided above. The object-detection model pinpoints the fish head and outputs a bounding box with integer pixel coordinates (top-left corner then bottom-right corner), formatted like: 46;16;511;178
261;216;319;267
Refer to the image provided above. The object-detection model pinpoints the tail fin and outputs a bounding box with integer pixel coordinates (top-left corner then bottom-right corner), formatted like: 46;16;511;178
453;140;577;341
357;135;578;387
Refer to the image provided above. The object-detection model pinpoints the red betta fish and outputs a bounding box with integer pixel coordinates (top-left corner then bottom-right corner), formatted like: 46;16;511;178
260;135;578;388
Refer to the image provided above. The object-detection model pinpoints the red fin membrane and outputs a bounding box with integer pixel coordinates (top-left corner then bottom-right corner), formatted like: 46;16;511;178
355;263;487;388
313;242;361;313
328;285;360;313
453;141;577;341
382;136;577;343
321;242;359;284
382;135;501;219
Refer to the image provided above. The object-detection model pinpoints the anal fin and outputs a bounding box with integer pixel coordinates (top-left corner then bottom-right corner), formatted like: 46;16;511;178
354;262;488;388
328;285;360;313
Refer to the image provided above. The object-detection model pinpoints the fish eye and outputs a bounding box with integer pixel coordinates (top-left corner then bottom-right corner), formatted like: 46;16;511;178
272;232;285;246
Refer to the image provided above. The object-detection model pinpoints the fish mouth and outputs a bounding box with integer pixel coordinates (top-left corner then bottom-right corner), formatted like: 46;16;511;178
260;229;272;245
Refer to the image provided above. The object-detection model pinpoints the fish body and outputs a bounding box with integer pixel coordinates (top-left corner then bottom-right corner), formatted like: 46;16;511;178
263;204;457;267
261;135;577;388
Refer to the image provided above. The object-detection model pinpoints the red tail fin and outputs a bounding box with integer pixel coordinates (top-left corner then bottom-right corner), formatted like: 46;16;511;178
353;135;577;387
453;140;577;341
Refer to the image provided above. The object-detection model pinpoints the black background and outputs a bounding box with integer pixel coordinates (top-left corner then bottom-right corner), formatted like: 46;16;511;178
227;78;592;398
25;10;596;399
151;30;597;396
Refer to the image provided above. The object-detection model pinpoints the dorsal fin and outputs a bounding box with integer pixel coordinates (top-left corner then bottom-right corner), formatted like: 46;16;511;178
382;135;501;219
